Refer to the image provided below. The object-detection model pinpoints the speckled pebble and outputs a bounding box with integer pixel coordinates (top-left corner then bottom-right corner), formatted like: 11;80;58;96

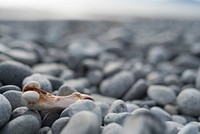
108;100;128;113
61;111;100;134
0;94;12;127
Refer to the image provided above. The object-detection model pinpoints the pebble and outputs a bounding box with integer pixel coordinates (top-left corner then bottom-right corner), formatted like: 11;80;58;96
60;69;75;80
37;127;51;134
181;69;196;84
23;74;53;92
131;108;150;116
44;75;64;91
102;123;123;134
196;67;200;89
164;104;178;115
165;121;183;134
150;106;172;122
178;123;199;134
3;90;23;110
172;115;187;125
60;100;102;125
51;117;70;134
100;71;134;98
0;61;32;87
95;102;110;119
0;85;21;94
58;84;77;96
42;112;60;127
126;103;140;113
91;94;116;104
147;85;176;105
123;111;166;134
103;62;122;77
122;79;148;101
61;111;100;134
0;115;41;134
0;94;12;127
87;70;103;85
33;63;66;77
177;88;200;116
104;112;131;125
108;100;128;113
132;100;156;107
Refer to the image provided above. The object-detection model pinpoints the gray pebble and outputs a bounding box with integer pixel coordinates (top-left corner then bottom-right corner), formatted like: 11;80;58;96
181;69;196;84
3;90;23;110
0;94;12;127
181;115;198;123
61;111;100;134
126;103;140;113
0;85;21;94
23;74;52;93
65;78;90;93
0;61;32;87
165;121;183;134
172;115;187;125
102;123;123;134
91;94;116;104
60;100;102;125
11;106;42;123
60;69;75;80
37;127;51;134
147;85;176;105
132;100;156;107
42;112;59;127
33;63;66;77
103;62;122;77
196;67;200;89
58;84;77;96
147;72;164;85
44;75;64;91
123;79;148;101
87;70;103;85
96;102;109;119
131;108;150;116
164;104;178;115
164;75;180;86
51;117;70;134
150;107;172;122
100;71;134;98
0;115;41;134
108;100;128;113
104;112;131;125
123;111;166;134
177;89;200;116
178;123;198;134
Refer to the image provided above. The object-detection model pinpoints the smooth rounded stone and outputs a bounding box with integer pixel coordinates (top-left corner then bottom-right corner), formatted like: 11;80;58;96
165;121;183;134
3;90;23;110
103;62;122;77
170;85;182;95
42;112;60;127
3;49;39;66
58;84;77;96
51;117;70;134
100;71;134;98
102;123;123;134
108;100;128;113
132;64;149;81
147;46;170;64
60;100;102;125
33;63;66;77
44;75;64;91
122;79;148;101
172;115;187;125
146;72;164;85
38;127;51;134
147;85;176;105
104;112;131;125
173;54;200;69
164;75;180;86
181;115;198;123
60;69;75;80
196;67;200;89
11;107;41;123
131;108;150;116
0;61;32;87
67;39;103;59
0;115;40;134
95;102;109;119
123;111;166;134
65;78;90;93
0;94;12;127
23;74;53;92
191;43;200;56
82;59;102;70
177;89;200;116
61;111;100;134
87;70;103;85
126;103;140;113
181;69;196;84
0;85;21;94
132;100;156;107
91;94;116;104
150;107;172;122
178;123;198;134
164;104;178;115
